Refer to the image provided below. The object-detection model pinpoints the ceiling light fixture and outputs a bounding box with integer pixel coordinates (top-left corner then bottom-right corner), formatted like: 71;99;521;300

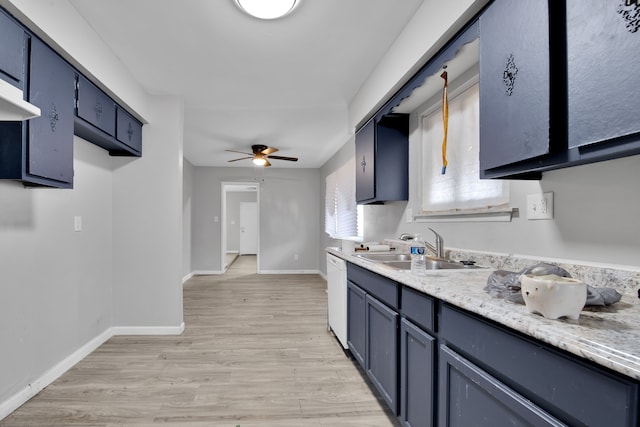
235;0;298;20
252;156;267;166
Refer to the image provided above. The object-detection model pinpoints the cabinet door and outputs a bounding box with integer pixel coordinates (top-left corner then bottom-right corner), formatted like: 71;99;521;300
366;295;399;415
77;75;116;136
116;107;142;154
439;345;565;427
479;0;551;171
347;281;366;367
567;1;640;150
0;9;24;88
355;119;375;202
400;318;435;427
27;38;74;184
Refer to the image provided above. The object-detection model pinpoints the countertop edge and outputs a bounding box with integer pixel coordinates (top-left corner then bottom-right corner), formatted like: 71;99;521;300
327;247;640;382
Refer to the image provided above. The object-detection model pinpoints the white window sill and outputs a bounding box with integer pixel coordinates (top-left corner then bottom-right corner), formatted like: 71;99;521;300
414;207;517;222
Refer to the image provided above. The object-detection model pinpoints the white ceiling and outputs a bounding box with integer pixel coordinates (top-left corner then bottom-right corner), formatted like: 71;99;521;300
67;0;424;168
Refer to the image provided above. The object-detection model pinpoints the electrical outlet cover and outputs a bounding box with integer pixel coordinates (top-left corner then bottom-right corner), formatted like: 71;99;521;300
527;192;553;220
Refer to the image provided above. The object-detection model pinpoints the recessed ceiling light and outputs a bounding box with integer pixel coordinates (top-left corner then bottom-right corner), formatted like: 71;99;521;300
235;0;298;20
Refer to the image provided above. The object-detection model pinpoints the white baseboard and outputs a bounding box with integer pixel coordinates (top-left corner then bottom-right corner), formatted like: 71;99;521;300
191;270;223;275
182;272;194;284
0;328;113;421
0;322;185;421
259;269;321;275
112;322;185;336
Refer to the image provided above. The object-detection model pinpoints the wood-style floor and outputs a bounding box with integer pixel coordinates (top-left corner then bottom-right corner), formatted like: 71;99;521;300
2;256;399;426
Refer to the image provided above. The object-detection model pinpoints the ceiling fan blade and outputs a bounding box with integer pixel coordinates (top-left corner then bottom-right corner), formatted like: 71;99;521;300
261;146;279;155
225;149;253;155
264;159;272;167
227;157;253;162
267;155;298;162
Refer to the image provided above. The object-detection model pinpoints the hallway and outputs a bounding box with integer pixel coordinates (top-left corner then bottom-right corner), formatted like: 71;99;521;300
2;267;397;426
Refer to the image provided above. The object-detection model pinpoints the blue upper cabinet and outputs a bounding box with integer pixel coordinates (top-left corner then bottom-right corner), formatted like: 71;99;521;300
76;75;116;137
479;0;640;179
567;1;640;155
355;114;409;204
116;107;142;155
28;38;75;185
0;9;25;89
479;0;555;176
0;36;75;188
74;75;142;157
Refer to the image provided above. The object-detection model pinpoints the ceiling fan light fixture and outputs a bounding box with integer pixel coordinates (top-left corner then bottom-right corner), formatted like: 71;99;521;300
235;0;298;20
253;156;267;166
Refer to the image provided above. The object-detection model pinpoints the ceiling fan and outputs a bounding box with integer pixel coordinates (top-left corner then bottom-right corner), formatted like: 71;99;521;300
225;144;298;167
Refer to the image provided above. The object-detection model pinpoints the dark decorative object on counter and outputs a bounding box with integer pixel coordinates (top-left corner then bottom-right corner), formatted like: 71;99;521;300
484;263;622;306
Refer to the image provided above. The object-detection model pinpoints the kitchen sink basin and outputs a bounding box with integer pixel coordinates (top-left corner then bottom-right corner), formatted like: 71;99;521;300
355;253;412;262
383;259;483;270
355;252;483;270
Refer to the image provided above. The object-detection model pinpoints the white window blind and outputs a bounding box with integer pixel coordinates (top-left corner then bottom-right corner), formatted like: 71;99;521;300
421;82;509;213
325;157;362;239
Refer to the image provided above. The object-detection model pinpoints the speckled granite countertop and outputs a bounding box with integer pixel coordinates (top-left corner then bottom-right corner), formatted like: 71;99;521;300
327;247;640;382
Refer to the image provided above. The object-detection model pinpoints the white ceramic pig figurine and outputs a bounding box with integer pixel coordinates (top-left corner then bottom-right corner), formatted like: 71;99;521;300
520;274;587;320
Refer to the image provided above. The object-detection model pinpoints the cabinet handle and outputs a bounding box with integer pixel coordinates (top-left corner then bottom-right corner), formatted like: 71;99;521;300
618;2;640;33
361;156;367;173
48;102;59;132
94;98;103;121
127;122;134;142
503;53;518;96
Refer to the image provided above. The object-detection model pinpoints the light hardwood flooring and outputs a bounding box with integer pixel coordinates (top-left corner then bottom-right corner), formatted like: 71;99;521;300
2;256;399;426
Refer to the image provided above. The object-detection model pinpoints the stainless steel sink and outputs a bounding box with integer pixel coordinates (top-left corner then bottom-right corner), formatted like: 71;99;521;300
383;259;483;270
355;253;412;262
355;252;483;270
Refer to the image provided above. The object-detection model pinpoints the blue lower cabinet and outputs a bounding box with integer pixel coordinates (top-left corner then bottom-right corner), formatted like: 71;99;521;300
365;295;399;415
347;281;366;368
400;318;435;427
438;345;565;427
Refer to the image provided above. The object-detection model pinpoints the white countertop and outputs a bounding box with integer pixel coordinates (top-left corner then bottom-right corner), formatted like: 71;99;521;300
327;247;640;382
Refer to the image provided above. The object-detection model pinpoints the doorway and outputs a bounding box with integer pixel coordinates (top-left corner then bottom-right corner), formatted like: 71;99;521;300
222;183;259;273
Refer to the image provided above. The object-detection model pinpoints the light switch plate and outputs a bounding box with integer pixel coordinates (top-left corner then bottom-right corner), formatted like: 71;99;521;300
74;215;82;231
527;192;553;220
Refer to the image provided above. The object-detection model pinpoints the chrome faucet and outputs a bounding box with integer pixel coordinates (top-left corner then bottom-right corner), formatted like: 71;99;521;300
399;229;445;258
428;228;445;259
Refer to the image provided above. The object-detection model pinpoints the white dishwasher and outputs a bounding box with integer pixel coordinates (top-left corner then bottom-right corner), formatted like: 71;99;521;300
326;253;348;349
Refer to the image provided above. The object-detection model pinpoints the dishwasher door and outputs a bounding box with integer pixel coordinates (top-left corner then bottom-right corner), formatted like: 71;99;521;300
326;253;348;349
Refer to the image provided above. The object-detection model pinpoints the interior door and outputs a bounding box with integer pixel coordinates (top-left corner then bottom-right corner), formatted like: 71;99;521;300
239;202;258;255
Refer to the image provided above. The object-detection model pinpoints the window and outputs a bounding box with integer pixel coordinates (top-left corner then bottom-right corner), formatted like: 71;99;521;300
420;81;509;216
325;157;363;239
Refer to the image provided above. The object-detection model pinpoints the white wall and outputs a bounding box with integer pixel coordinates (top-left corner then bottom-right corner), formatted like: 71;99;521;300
192;167;320;274
111;96;184;328
183;159;194;281
0;0;184;415
386;138;640;266
0;138;114;405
